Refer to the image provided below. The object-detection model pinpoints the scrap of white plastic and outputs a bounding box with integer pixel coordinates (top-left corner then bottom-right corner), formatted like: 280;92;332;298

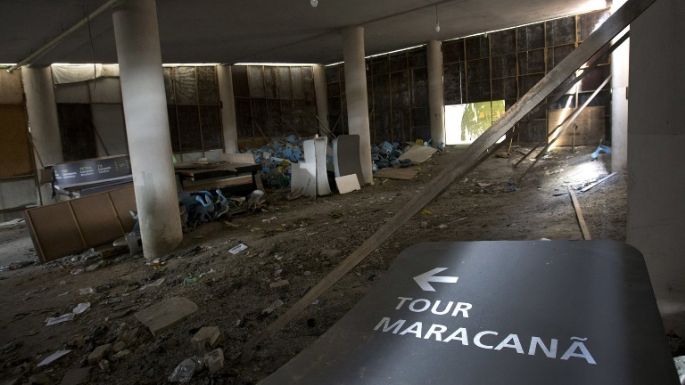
72;302;91;315
37;349;72;367
229;243;248;255
45;313;75;326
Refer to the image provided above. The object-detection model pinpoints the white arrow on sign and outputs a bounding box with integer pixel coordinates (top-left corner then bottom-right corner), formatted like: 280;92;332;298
413;267;459;292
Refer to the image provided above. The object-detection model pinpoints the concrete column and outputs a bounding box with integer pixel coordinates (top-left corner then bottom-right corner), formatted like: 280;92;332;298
627;0;685;327
112;0;182;258
343;26;372;185
22;66;63;204
21;66;63;167
312;64;330;135
610;0;629;172
427;40;445;147
216;64;239;153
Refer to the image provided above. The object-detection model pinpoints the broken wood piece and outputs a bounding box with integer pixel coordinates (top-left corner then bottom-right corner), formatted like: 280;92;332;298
374;167;419;181
134;297;198;336
569;187;592;240
242;0;654;355
581;172;617;193
335;175;361;194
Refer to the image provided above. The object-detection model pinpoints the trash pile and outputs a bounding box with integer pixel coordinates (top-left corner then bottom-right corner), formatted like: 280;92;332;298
179;189;265;231
246;134;304;188
372;141;412;171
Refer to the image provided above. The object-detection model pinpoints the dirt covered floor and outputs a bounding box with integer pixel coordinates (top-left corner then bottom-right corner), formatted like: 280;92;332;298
0;145;631;384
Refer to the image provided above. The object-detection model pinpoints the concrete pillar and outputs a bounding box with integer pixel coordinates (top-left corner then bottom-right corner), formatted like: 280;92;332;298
22;66;63;204
312;64;330;135
343;26;372;185
611;0;629;172
216;64;239;153
627;0;685;327
112;0;182;258
21;67;63;167
427;40;445;147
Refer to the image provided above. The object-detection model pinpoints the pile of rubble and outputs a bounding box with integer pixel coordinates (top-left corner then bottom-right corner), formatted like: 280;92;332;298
247;134;304;189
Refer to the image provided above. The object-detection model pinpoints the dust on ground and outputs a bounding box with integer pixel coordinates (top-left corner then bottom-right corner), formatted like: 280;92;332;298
0;145;631;384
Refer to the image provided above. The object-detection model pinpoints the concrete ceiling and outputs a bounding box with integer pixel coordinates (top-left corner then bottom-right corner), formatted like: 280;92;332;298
0;0;608;65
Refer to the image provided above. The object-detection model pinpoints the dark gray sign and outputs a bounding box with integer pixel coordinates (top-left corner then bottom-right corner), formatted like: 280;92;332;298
260;241;679;385
53;155;131;189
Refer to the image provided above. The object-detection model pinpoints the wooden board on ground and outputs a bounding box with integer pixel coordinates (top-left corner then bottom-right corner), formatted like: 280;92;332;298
569;187;592;240
398;145;437;164
375;167;419;180
548;106;605;146
244;0;656;352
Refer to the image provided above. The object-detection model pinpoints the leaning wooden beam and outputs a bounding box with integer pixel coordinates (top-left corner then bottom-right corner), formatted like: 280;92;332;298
244;0;655;350
517;74;612;183
569;187;592;240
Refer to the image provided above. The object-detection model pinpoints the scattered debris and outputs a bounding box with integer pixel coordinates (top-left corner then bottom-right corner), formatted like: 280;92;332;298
262;216;277;223
87;343;112;365
134;297;198;336
371;141;412;170
28;373;51;385
45;313;75;326
72;302;91;315
228;243;248;255
204;348;224;374
168;358;201;383
78;287;94;295
0;217;25;228
0;260;34;272
269;279;290;289
139;278;165;291
191;326;222;352
320;249;342;259
59;367;91;385
262;299;284;315
37;349;72;367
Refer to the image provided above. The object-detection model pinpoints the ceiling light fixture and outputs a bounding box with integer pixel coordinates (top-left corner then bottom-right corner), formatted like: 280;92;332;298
434;5;441;33
310;0;318;8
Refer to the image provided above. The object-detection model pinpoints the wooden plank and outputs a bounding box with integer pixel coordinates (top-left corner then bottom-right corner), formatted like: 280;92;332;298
581;172;617;193
245;0;655;350
375;167;419;180
569;187;592;240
